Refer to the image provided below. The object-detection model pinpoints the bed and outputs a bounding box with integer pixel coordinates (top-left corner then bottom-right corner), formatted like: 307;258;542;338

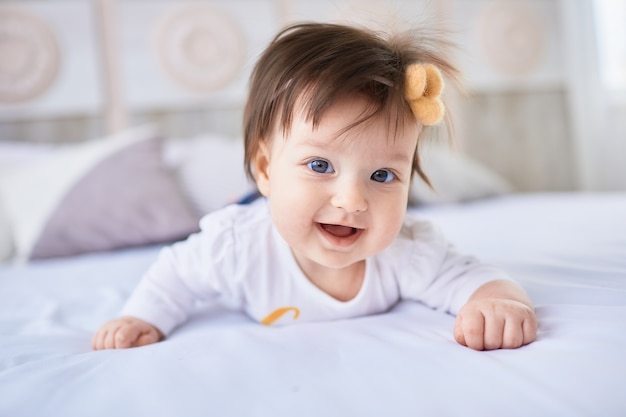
1;154;625;417
1;1;625;415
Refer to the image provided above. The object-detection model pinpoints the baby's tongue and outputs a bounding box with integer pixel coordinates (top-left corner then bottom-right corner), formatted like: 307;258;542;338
322;224;354;237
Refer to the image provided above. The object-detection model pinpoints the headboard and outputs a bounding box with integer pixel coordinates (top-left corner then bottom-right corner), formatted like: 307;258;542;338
0;0;580;192
0;0;283;141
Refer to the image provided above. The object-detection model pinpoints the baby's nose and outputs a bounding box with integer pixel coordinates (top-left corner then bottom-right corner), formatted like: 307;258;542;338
330;179;368;213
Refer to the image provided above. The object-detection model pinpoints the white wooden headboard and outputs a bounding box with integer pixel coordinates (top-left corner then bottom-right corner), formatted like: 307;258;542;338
0;0;282;136
0;0;565;128
1;0;592;192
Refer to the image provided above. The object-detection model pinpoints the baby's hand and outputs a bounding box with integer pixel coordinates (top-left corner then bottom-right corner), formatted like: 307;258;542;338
92;316;163;350
453;298;537;351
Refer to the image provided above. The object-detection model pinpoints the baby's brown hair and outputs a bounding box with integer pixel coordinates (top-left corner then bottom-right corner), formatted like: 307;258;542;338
243;22;458;184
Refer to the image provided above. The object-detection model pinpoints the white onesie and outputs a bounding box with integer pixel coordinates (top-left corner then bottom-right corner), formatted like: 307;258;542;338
122;199;508;334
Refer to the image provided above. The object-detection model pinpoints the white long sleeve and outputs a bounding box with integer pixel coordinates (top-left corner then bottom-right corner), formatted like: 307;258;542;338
121;199;511;334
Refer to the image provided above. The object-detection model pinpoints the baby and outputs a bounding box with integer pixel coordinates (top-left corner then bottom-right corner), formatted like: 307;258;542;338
93;23;537;351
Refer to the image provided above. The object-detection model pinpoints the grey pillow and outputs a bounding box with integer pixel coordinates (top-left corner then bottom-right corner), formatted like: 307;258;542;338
0;128;200;261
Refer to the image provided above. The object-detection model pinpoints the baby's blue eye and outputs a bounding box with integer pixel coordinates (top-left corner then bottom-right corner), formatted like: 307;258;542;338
371;169;395;183
308;159;334;174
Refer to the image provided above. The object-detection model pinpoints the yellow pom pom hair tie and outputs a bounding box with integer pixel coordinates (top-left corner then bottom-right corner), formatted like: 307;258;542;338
404;63;445;126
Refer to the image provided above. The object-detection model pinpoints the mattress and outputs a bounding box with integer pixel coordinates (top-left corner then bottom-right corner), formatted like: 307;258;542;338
1;192;625;417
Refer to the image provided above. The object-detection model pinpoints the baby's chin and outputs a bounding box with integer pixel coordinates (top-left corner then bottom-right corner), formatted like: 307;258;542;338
291;246;367;273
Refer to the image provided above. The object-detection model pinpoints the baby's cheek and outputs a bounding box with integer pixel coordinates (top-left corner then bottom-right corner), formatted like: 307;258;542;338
374;215;405;252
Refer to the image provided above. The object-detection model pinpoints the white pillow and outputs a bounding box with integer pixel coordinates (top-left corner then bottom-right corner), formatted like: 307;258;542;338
0;126;200;262
164;135;255;215
0;140;61;262
410;145;513;205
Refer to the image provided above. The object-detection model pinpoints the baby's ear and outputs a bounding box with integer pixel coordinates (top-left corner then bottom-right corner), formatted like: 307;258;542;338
252;141;271;197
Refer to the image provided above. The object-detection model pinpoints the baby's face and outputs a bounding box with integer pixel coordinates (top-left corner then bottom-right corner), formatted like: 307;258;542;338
255;96;419;279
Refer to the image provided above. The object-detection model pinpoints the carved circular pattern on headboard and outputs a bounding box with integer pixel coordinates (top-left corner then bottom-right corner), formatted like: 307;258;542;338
334;0;399;30
155;5;246;93
476;2;545;75
0;8;60;103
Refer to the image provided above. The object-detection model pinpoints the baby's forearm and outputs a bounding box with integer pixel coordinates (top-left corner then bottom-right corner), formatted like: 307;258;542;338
468;279;533;308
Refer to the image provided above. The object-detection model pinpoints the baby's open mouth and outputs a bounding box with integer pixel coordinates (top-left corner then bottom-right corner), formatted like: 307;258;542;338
320;223;359;238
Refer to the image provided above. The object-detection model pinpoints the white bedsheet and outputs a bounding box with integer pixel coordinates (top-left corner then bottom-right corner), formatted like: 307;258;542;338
1;193;625;417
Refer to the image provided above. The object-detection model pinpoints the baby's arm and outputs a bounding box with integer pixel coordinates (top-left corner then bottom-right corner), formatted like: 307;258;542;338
453;280;537;350
92;316;164;350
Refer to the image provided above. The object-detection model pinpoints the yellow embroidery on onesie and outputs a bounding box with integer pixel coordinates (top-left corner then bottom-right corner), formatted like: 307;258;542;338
261;307;300;325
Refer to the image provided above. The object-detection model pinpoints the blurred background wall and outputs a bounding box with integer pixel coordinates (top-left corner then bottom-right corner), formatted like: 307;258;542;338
0;0;624;192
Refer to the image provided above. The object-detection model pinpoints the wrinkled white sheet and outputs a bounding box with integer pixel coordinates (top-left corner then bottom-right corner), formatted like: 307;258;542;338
1;193;625;417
